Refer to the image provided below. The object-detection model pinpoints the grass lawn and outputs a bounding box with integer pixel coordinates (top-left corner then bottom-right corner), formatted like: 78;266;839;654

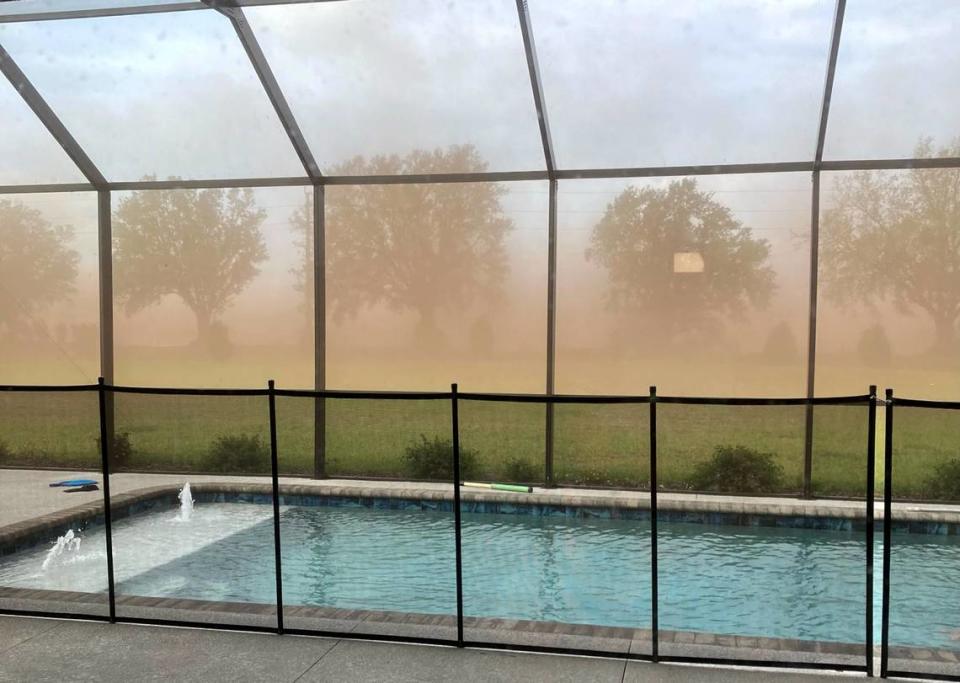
0;350;957;501
1;389;954;500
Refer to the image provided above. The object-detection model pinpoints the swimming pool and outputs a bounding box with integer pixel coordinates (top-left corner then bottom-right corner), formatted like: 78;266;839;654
1;499;957;651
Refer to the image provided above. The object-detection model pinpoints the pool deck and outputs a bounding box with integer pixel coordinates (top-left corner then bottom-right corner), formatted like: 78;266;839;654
0;614;874;682
2;467;958;527
2;469;958;679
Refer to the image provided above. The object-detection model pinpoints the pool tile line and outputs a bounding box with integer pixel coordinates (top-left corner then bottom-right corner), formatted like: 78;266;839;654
3;586;958;667
0;586;862;656
4;480;960;559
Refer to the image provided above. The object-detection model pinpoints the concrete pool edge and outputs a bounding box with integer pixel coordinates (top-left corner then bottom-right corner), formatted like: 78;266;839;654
0;586;869;661
2;585;959;673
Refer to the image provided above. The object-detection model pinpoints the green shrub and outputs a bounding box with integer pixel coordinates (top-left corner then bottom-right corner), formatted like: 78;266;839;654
761;321;799;363
95;431;134;470
469;316;495;355
857;323;893;367
503;456;540;483
403;434;478;481
207;434;268;473
922;458;960;501
691;444;784;494
0;439;10;463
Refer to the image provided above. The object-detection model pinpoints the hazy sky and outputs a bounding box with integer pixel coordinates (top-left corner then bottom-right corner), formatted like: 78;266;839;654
2;0;959;184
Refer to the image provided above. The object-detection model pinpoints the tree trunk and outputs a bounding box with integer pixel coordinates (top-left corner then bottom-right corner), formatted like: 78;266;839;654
931;313;958;357
194;308;213;347
413;306;442;351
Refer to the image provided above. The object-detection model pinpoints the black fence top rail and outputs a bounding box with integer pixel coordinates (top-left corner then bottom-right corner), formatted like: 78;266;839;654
0;383;100;392
0;383;878;405
457;391;651;404
107;385;270;397
274;388;451;401
892;397;960;411
655;394;872;406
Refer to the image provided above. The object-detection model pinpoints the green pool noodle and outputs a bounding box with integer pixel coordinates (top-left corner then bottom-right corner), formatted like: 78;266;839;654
463;482;533;493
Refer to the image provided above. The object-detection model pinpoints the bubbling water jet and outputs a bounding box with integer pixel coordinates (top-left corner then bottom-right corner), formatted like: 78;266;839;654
42;529;81;571
178;482;194;521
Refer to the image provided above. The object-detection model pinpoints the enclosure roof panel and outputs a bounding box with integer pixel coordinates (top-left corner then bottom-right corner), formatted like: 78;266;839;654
0;8;306;182
824;0;960;160
527;0;835;170
0;0;196;16
244;0;546;175
0;76;86;184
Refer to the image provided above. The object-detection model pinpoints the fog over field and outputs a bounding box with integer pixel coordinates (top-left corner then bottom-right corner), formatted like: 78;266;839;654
0;0;957;397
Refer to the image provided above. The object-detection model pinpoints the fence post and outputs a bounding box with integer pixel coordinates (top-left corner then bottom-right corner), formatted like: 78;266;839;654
649;385;658;662
451;383;464;647
267;379;284;634
96;377;117;623
866;385;877;677
880;387;893;677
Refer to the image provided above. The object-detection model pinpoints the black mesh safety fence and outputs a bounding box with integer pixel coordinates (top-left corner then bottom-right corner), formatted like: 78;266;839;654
882;397;960;680
15;382;960;679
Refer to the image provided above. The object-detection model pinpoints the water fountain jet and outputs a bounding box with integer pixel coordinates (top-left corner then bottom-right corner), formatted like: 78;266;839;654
42;529;81;571
178;482;194;521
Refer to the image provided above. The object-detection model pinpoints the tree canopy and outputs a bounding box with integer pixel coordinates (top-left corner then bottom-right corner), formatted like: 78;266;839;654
820;138;960;354
306;145;513;344
113;186;267;348
587;178;774;345
0;200;79;341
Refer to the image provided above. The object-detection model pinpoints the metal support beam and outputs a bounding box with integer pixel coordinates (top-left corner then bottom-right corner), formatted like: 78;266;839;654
544;180;558;485
4;157;960;196
803;172;820;498
803;0;846;498
98;190;115;452
0;183;95;195
322;170;549;186
0;2;207;23
555;161;812;180
98;191;114;384
515;0;555;175
0;0;345;23
108;176;312;191
821;156;960;171
515;0;559;485
313;184;326;478
0;42;107;188
815;0;848;163
207;1;322;180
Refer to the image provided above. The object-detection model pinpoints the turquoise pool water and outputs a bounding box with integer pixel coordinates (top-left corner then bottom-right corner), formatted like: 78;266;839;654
2;502;958;649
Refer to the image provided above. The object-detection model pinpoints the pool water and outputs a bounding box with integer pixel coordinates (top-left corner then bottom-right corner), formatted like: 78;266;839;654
1;502;958;649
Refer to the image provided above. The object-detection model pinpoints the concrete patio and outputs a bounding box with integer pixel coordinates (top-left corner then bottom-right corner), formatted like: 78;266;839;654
0;615;873;682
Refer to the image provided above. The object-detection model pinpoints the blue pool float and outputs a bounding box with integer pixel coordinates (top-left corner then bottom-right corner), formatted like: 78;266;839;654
64;484;99;493
48;479;98;488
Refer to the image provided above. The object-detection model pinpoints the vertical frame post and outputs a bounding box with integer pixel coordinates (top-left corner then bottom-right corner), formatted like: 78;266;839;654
544;179;558;486
451;383;464;646
880;388;893;677
866;385;877;676
313;184;326;479
98;191;115;445
267;379;284;634
649;386;659;661
802;171;820;499
98;190;113;384
515;0;558;489
805;0;846;499
96;377;117;623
